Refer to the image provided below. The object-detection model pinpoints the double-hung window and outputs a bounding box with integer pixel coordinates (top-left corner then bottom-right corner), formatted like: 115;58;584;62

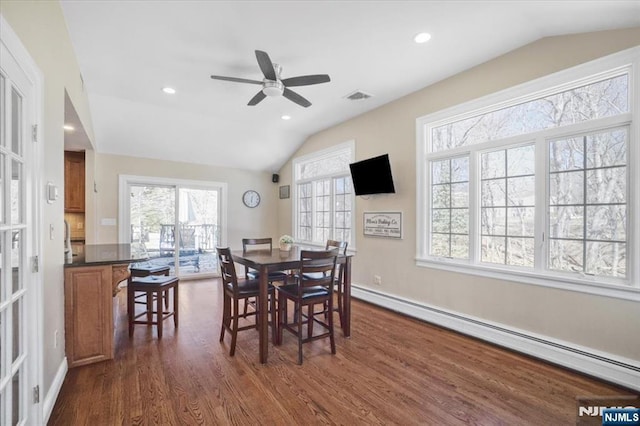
293;141;355;246
417;48;639;298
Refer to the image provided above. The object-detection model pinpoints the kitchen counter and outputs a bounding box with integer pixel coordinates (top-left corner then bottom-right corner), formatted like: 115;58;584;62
63;244;149;367
65;243;148;267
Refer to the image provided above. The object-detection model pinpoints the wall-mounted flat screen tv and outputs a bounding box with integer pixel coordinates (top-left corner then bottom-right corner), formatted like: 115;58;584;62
349;154;396;196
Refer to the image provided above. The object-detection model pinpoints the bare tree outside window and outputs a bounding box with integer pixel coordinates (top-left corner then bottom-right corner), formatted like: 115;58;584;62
431;75;628;152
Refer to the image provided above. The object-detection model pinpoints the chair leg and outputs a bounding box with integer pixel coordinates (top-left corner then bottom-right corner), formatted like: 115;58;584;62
173;284;179;328
336;283;343;328
157;290;164;339
307;304;314;338
146;292;153;324
220;293;230;342
230;298;239;356
128;284;135;338
297;302;304;365
328;298;336;355
277;292;285;345
270;291;277;345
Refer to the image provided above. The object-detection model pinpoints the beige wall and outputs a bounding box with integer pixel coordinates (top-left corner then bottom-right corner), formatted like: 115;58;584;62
278;28;640;361
1;1;96;395
93;153;279;247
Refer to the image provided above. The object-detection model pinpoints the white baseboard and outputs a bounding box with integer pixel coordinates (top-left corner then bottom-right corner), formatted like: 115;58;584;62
352;284;640;392
43;357;68;424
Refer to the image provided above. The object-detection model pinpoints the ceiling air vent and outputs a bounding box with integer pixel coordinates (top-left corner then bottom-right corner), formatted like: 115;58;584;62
344;90;373;101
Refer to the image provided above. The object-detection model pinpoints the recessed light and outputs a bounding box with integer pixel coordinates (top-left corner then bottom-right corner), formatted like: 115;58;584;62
281;115;291;120
63;124;75;131
414;32;432;44
162;87;176;94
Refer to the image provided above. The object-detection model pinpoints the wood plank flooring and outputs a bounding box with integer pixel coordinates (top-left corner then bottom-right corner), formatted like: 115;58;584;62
49;278;636;425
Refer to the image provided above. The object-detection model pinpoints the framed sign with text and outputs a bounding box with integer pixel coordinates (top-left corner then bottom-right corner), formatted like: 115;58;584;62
363;212;402;239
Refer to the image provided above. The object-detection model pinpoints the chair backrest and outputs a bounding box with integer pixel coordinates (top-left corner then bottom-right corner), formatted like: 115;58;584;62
325;239;348;254
241;238;273;278
242;238;273;252
325;240;347;282
216;247;239;294
299;249;338;294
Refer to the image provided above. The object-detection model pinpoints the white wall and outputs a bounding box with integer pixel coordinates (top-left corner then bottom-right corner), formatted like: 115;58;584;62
93;153;279;247
0;1;96;395
278;28;640;362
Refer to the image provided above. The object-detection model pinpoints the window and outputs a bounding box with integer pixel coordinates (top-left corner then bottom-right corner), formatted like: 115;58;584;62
293;141;355;247
417;48;639;299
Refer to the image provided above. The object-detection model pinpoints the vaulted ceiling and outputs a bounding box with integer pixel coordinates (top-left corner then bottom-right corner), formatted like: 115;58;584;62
60;1;640;172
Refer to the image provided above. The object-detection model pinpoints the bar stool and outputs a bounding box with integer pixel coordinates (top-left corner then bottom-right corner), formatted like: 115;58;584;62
129;265;170;310
127;275;179;338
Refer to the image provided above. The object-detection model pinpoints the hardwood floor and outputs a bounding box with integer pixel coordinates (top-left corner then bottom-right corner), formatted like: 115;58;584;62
49;278;635;425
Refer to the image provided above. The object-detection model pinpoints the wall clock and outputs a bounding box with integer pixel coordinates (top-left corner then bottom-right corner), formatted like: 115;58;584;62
242;190;261;208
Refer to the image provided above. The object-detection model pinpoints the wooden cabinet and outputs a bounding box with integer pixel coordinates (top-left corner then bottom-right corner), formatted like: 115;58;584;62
64;151;85;212
64;265;114;367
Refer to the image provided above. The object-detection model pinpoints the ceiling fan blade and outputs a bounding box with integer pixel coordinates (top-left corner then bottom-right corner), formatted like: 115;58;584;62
282;74;331;87
210;75;263;85
283;88;311;108
247;90;266;106
255;50;277;81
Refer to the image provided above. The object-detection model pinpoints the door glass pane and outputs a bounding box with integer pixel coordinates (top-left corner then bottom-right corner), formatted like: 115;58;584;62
177;188;220;275
0;154;4;222
0;74;5;147
12;298;21;363
11;88;22;155
0;310;5;378
12;368;22;425
0;236;4;302
11;231;22;294
11;160;22;225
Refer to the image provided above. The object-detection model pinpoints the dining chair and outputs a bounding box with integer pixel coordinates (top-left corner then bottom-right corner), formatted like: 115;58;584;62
277;249;338;364
325;240;348;327
241;238;289;284
216;247;276;356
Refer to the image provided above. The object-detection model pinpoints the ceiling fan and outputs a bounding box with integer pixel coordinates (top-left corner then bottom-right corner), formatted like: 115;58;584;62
210;50;330;108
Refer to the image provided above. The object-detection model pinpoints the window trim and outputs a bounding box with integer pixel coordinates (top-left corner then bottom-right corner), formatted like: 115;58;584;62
416;46;640;301
292;140;356;248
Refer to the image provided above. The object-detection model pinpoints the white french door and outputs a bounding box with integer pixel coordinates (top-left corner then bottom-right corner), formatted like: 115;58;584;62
119;175;227;279
1;15;42;426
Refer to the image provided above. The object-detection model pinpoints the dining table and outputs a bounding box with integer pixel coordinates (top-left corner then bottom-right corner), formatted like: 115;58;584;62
231;245;353;364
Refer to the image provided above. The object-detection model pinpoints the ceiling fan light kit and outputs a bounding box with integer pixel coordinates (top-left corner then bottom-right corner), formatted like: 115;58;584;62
263;80;284;97
211;50;330;108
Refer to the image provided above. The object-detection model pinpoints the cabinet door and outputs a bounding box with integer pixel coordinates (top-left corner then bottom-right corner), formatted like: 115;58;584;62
64;266;114;367
64;151;85;212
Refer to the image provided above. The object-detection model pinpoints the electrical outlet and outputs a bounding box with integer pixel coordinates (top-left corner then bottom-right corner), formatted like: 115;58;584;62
373;275;382;285
77;222;84;230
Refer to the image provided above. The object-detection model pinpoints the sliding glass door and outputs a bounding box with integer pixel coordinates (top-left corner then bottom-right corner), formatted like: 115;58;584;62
121;176;227;278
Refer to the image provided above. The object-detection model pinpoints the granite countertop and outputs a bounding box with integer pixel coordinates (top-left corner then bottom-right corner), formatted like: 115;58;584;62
65;244;148;267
